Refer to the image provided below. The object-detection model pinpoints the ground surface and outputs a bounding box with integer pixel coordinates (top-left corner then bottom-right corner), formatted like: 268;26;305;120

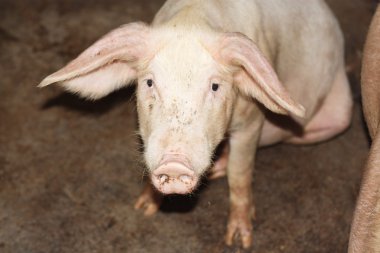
0;1;377;252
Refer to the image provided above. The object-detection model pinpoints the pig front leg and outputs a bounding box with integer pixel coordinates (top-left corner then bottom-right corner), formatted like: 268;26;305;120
225;117;262;248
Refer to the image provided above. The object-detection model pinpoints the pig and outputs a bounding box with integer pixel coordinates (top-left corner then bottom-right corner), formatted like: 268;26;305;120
349;5;380;253
38;0;353;248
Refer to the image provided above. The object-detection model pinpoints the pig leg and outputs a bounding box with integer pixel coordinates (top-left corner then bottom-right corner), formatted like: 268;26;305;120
208;143;229;180
225;121;261;248
285;66;353;144
134;180;162;216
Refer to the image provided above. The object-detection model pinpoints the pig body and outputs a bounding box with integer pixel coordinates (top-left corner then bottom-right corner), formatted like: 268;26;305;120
349;5;380;253
39;0;352;248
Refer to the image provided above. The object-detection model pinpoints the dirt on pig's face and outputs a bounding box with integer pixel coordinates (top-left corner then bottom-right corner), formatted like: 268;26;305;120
136;29;236;194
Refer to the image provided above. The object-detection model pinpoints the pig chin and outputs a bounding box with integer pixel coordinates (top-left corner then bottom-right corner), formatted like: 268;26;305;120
150;154;201;195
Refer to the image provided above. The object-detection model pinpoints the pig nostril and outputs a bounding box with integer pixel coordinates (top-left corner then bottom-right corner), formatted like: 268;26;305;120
158;174;169;184
179;175;192;184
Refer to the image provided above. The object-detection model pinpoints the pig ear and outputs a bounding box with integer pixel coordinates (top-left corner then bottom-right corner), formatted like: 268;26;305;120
38;22;150;99
220;33;305;118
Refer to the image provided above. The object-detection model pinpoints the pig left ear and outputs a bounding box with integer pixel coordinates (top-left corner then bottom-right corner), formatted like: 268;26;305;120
219;33;305;118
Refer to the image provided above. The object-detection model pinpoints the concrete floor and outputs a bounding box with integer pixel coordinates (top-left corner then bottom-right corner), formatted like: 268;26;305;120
0;0;376;252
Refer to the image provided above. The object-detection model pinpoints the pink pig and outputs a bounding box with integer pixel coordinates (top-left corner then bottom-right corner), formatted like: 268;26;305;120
39;0;352;248
349;4;380;253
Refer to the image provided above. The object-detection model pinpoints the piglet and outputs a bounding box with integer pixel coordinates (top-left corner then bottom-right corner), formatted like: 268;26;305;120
39;0;352;248
349;5;380;253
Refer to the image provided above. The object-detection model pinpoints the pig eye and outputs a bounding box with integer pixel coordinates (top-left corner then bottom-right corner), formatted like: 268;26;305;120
146;79;153;87
212;83;219;91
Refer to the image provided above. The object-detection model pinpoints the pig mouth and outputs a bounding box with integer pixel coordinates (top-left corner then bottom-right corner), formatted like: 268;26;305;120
151;156;199;194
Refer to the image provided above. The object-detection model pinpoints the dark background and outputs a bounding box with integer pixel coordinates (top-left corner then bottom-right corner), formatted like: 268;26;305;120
0;0;377;252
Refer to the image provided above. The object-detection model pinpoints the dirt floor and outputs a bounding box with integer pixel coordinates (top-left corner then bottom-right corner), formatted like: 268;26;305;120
0;1;377;252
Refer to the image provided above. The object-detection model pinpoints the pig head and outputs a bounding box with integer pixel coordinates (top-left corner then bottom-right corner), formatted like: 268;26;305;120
349;5;380;253
39;23;303;195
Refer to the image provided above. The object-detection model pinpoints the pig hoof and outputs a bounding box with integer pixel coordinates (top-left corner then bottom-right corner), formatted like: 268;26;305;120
134;196;160;216
225;217;253;249
134;185;162;216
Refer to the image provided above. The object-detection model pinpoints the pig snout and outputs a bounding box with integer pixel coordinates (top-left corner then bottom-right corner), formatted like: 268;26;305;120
151;154;199;194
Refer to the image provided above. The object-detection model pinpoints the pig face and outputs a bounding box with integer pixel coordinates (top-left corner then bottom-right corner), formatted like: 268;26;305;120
38;22;304;195
136;32;236;193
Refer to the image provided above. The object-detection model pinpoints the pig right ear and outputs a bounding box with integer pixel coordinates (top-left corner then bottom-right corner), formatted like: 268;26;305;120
38;22;150;99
